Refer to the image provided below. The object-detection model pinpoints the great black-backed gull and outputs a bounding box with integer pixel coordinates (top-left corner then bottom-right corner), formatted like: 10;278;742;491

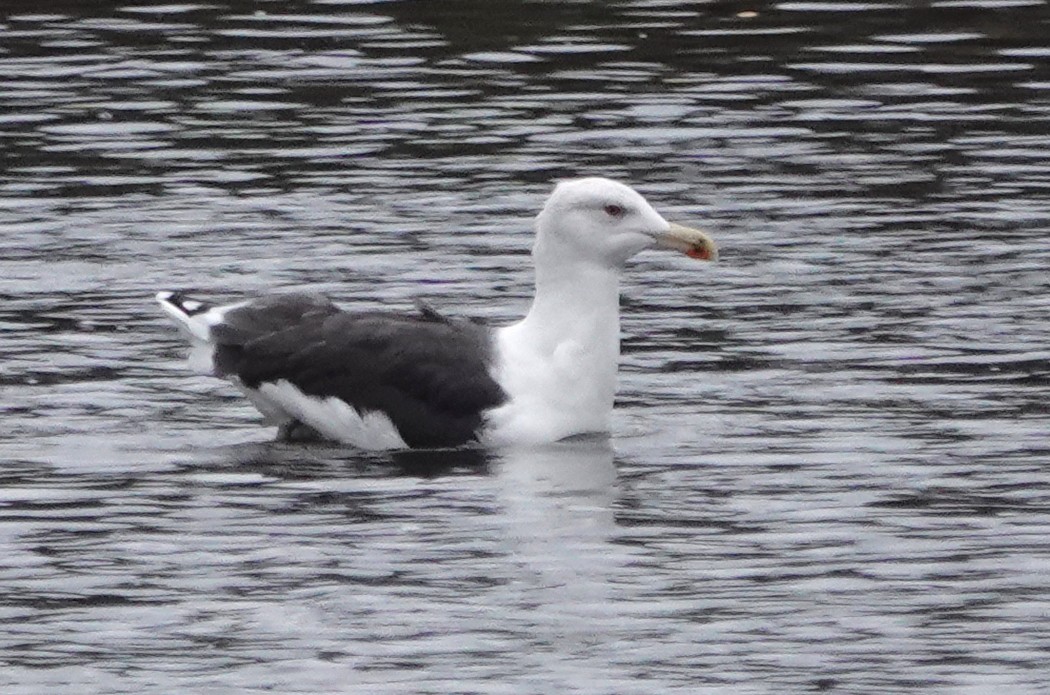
156;177;718;449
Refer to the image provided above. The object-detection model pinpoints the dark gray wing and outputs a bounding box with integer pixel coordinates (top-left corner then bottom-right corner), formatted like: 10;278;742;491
210;292;507;448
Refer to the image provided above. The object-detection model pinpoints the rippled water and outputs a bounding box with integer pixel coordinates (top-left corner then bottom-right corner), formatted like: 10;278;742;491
2;1;1050;692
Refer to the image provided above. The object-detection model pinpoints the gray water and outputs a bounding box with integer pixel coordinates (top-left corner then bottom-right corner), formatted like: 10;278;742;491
2;1;1050;693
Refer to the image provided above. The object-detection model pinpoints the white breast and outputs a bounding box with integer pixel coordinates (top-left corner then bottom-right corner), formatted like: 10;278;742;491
482;320;618;445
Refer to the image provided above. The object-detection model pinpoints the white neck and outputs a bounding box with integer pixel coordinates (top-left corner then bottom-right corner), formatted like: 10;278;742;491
486;249;624;445
519;251;622;350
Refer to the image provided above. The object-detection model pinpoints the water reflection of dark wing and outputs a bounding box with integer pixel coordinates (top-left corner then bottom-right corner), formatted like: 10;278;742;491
206;292;507;448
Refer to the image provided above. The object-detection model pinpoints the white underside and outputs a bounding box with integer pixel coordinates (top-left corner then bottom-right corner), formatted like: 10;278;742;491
236;376;411;450
252;379;408;450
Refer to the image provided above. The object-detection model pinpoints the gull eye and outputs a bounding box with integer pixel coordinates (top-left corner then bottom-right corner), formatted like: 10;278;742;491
604;204;625;218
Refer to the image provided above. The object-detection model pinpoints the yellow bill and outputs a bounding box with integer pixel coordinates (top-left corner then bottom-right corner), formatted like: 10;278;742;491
655;223;718;261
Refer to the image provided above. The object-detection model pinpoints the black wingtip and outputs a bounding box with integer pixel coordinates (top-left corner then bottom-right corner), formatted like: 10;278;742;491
156;291;211;316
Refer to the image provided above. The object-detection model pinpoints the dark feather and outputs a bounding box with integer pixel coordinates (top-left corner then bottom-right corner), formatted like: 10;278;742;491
209;293;506;448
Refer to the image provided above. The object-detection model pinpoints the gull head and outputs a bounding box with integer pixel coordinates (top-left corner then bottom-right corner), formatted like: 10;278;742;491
533;177;718;269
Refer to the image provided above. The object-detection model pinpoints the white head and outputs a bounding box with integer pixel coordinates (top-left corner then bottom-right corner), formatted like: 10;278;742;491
533;177;717;270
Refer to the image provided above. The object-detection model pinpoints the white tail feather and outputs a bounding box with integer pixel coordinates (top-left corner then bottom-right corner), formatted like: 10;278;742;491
156;291;233;374
155;291;214;341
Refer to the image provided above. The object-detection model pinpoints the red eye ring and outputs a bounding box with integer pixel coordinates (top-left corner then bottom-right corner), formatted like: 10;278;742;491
604;204;625;217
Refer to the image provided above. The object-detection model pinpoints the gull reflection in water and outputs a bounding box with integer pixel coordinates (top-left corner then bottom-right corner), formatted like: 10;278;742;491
491;436;633;668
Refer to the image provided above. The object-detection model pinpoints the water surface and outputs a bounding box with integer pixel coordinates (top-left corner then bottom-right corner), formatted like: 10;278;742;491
2;0;1049;692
